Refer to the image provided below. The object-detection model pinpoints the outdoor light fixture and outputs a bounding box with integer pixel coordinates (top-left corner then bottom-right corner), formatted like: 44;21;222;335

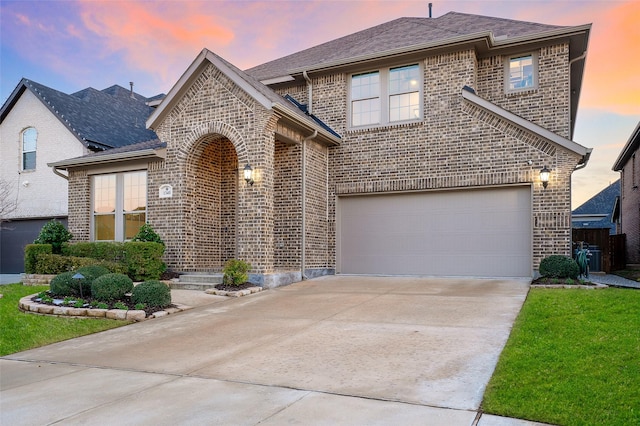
540;165;551;189
72;272;85;299
243;163;254;186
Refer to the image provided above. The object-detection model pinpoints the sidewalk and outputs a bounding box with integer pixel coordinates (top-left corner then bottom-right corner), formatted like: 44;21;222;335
589;273;640;289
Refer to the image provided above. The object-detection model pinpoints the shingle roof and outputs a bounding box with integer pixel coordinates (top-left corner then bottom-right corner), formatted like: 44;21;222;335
246;12;566;81
572;180;620;233
1;78;162;150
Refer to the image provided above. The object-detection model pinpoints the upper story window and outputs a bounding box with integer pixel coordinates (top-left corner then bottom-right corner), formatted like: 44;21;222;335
505;54;538;92
92;170;147;241
21;127;37;170
350;63;421;128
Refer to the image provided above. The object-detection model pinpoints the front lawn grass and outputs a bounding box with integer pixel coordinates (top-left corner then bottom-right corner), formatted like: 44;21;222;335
483;288;640;426
0;284;130;356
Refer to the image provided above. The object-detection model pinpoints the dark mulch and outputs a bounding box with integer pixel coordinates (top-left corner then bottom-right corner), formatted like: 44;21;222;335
32;292;175;317
213;282;255;291
160;270;181;280
532;277;595;285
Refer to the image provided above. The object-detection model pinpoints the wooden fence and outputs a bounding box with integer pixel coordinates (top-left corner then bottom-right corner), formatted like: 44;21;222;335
572;228;626;273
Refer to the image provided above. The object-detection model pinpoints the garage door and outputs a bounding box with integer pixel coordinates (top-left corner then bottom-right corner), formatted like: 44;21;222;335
337;186;531;277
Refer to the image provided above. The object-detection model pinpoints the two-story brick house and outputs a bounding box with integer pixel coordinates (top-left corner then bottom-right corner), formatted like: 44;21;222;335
50;12;592;286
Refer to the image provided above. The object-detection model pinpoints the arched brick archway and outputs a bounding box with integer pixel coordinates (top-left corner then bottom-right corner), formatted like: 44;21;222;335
181;132;239;271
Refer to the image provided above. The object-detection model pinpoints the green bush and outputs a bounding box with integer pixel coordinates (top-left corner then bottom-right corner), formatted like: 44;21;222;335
63;242;125;263
132;223;164;245
24;244;52;274
75;265;110;281
50;271;92;297
123;242;166;281
539;255;579;279
33;254;126;275
131;280;171;308
91;273;133;302
33;220;72;254
222;259;251;286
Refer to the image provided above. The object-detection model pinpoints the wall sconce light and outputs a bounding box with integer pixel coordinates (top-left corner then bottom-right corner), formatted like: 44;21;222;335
540;165;551;189
243;163;254;186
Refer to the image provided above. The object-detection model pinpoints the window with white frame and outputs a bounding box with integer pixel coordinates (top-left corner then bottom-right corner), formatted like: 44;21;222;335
350;63;421;127
92;170;147;241
506;54;537;92
21;127;37;170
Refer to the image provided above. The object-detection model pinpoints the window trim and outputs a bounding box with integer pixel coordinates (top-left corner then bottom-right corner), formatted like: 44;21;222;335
348;63;423;129
504;53;538;94
21;127;37;171
91;170;147;242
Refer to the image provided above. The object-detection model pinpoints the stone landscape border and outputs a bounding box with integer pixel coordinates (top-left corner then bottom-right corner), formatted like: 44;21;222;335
530;283;608;289
18;295;189;321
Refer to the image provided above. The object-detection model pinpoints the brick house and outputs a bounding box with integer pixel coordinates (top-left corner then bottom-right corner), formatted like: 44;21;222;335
0;79;160;272
613;121;640;264
50;12;592;286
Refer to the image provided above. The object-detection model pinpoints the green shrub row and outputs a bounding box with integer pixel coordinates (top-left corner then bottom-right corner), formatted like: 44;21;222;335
27;242;165;281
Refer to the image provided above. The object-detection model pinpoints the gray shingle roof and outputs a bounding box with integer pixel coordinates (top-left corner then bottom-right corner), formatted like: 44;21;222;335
572;180;620;233
1;79;162;150
246;12;565;81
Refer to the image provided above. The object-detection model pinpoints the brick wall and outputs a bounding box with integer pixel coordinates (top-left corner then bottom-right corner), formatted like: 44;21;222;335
67;169;90;242
620;153;640;263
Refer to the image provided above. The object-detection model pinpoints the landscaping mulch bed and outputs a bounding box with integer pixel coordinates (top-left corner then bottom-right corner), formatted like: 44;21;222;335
213;282;255;292
31;292;175;317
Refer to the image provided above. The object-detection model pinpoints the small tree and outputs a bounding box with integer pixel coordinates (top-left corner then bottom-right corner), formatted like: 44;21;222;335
132;223;164;245
0;178;17;230
34;219;72;254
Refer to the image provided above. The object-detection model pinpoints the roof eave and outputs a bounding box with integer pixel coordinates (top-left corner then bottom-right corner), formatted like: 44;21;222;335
461;87;592;166
613;121;640;171
48;147;166;170
273;103;341;146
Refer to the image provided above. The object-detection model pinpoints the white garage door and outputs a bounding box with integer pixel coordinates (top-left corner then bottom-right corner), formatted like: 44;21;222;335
337;186;531;277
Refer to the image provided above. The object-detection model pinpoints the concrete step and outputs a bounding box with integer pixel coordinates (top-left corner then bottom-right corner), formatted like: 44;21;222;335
169;274;224;291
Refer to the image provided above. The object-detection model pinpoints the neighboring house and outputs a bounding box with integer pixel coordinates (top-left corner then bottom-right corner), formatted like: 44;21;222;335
572;180;620;234
50;12;592;286
0;79;161;273
613;121;640;264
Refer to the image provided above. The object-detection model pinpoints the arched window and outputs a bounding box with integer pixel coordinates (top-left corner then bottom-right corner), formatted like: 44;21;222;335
22;127;37;170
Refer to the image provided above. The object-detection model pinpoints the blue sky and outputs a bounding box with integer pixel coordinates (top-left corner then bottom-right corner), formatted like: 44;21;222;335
1;0;638;208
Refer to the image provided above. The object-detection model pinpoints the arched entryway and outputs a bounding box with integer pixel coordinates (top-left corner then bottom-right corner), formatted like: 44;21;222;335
183;133;238;271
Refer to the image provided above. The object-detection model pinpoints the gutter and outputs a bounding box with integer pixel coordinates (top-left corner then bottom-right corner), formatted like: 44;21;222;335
52;166;68;181
301;130;318;280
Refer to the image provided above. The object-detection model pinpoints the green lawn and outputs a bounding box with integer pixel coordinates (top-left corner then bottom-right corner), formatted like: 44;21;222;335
483;288;640;426
0;284;130;356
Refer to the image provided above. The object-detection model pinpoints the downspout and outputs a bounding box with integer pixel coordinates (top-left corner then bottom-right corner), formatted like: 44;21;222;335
52;166;68;180
568;51;587;140
301;130;318;280
303;70;312;115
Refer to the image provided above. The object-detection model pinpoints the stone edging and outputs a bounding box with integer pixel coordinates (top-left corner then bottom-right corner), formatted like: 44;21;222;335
19;295;190;322
530;283;608;289
205;286;263;297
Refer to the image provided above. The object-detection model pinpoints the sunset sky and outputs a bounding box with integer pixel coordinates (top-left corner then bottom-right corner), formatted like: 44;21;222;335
1;0;638;209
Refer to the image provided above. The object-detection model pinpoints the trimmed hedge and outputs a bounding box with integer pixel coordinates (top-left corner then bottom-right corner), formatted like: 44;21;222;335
33;253;126;275
131;280;171;308
539;255;580;279
91;273;134;302
24;244;52;274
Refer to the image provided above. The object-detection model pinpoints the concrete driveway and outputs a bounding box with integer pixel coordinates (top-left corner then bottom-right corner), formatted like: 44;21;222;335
1;275;532;425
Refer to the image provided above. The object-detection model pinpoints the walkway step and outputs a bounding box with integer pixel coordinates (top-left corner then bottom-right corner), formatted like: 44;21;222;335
170;274;224;291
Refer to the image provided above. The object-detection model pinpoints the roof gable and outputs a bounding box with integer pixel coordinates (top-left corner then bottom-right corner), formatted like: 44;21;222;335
147;49;341;146
1;78;161;150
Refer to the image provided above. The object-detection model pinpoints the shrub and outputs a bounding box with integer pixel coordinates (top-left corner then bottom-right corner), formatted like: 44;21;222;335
91;273;133;302
131;280;171;308
123;242;166;281
24;244;52;274
539;255;579;279
33;254;126;275
33;220;72;254
75;265;110;282
50;271;91;297
63;242;125;263
132;223;164;245
222;259;251;286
